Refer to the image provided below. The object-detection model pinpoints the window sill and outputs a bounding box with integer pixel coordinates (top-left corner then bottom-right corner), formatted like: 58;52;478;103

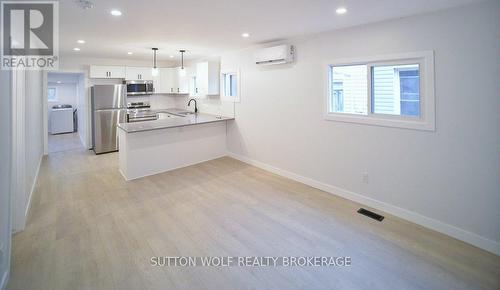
324;113;435;131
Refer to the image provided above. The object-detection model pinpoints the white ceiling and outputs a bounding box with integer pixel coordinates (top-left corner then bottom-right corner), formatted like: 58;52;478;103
60;0;483;62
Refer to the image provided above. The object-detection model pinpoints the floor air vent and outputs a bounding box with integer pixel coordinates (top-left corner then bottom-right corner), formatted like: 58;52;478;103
357;208;384;222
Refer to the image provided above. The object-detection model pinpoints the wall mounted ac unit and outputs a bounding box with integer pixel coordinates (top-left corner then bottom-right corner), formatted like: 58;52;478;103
255;45;294;65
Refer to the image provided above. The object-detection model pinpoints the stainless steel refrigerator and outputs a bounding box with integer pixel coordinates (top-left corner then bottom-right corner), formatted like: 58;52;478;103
91;84;127;154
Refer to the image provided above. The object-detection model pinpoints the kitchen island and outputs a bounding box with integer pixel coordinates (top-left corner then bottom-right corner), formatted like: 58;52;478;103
117;109;234;180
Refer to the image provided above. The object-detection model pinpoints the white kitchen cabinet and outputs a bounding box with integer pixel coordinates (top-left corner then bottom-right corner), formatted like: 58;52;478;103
153;68;189;94
177;67;189;94
152;70;163;94
125;66;153;81
195;61;220;97
160;68;177;94
89;65;125;79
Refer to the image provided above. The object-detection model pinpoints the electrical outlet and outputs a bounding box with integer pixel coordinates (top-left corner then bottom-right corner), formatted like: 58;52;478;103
362;172;369;184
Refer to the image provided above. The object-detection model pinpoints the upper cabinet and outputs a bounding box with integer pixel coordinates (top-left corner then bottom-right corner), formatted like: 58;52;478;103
89;62;217;97
153;68;189;95
153;68;174;94
89;65;151;80
125;66;153;81
89;65;125;79
162;68;178;94
177;68;189;94
195;61;219;97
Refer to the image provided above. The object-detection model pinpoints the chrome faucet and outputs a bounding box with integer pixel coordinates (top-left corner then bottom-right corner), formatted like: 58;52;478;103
188;98;198;113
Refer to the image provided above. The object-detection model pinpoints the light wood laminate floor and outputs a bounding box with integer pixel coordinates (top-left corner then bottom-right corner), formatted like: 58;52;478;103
7;149;500;290
48;132;83;153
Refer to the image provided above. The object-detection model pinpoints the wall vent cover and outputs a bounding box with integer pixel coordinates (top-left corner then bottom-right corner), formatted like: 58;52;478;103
357;208;384;222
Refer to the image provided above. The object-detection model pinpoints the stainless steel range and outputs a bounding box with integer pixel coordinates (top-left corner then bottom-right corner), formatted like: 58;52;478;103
126;101;155;122
125;101;180;123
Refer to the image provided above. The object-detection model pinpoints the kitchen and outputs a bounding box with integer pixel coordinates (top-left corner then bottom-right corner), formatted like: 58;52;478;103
88;51;236;179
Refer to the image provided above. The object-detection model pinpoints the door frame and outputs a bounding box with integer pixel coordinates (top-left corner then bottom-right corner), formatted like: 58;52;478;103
11;69;27;232
43;70;90;154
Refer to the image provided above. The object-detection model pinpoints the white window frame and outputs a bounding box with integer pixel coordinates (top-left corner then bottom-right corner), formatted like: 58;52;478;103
324;51;435;131
47;86;58;102
220;69;240;102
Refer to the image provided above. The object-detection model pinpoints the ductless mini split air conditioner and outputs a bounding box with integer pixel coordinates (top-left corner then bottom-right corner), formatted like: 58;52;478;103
255;44;294;65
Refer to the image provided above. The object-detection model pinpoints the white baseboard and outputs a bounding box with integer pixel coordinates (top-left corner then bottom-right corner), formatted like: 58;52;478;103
25;155;43;220
227;151;500;256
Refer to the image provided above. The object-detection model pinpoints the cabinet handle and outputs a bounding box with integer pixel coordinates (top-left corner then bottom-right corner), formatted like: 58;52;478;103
195;88;198;93
109;71;111;77
177;88;179;93
170;88;173;93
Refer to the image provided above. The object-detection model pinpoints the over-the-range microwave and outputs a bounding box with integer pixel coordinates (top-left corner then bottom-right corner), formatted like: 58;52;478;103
125;80;154;96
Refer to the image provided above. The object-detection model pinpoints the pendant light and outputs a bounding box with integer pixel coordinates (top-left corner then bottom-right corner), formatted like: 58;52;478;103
151;48;159;77
179;49;186;77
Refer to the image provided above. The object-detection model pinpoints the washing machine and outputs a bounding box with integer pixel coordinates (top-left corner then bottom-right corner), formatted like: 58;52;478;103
51;104;74;134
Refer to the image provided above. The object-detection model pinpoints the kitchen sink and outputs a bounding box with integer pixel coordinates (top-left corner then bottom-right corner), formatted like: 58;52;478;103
157;112;181;120
174;111;195;116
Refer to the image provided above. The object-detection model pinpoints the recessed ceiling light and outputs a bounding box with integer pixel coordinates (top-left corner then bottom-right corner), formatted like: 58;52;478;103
241;33;250;38
169;55;174;58
336;7;347;14
57;81;61;84
110;10;122;16
73;47;80;51
77;40;85;44
127;52;133;55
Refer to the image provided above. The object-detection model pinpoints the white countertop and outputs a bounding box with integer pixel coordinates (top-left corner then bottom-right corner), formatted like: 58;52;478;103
117;109;234;133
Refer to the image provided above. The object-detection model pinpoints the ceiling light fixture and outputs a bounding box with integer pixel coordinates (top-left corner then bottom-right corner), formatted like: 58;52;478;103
241;33;250;38
110;10;122;16
127;52;133;55
73;47;80;51
336;7;347;14
57;81;61;84
151;48;159;77
179;50;186;77
169;55;174;58
77;40;85;44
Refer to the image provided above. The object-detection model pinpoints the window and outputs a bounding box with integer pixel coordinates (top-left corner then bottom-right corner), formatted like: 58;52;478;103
325;51;435;131
372;64;420;116
223;73;237;97
47;87;57;102
220;69;240;102
330;65;367;114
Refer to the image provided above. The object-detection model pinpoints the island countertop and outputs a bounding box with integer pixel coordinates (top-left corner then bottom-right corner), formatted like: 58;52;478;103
117;109;234;133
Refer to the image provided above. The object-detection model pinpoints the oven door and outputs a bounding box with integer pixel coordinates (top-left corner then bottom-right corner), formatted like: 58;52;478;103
126;82;149;96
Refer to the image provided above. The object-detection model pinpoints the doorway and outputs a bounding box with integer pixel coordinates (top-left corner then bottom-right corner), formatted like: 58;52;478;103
45;72;86;153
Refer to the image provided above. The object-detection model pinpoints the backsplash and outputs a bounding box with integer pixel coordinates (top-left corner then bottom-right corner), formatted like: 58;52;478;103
129;94;235;118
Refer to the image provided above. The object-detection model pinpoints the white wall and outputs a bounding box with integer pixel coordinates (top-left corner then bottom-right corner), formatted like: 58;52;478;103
23;70;44;224
47;83;77;107
76;74;86;144
224;1;500;254
0;71;12;290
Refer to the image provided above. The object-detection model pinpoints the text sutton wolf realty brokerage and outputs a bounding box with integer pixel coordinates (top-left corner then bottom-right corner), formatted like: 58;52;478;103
1;1;59;70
